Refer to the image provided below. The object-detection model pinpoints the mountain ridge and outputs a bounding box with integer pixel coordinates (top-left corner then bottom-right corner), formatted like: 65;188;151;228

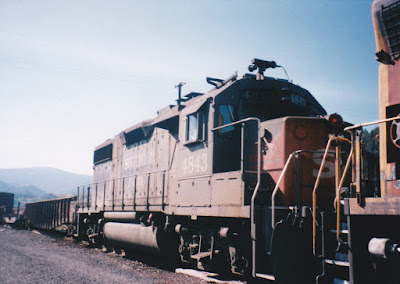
0;167;92;195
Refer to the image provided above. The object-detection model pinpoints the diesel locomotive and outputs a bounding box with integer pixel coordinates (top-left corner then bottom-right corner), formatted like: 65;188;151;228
20;0;400;283
73;56;345;282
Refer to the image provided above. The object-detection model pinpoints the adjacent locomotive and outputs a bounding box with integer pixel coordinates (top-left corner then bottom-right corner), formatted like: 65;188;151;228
75;58;344;280
340;0;400;283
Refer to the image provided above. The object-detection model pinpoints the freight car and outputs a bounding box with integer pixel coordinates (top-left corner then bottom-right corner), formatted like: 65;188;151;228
0;192;14;215
0;192;14;223
73;57;347;282
24;196;76;231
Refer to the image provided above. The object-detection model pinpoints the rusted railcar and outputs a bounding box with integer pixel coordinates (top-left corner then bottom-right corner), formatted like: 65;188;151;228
24;196;76;231
75;58;345;281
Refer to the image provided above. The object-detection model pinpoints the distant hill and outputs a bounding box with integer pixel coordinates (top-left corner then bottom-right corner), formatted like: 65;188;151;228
0;180;47;196
0;180;59;207
0;167;92;195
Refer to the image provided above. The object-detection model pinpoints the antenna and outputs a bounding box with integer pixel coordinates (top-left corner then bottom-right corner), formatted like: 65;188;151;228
175;82;186;106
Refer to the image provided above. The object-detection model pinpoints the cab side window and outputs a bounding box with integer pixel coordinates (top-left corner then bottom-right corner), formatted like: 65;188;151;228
218;104;235;134
185;111;205;143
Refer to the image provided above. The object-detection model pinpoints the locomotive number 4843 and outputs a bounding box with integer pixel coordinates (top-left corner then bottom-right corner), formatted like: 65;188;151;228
182;154;208;175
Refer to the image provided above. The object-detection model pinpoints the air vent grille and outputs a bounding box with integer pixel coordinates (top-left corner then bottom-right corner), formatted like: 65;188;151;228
382;1;400;59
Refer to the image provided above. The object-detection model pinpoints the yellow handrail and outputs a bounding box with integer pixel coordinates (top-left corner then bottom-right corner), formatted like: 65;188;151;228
335;146;353;243
312;136;351;256
312;137;334;256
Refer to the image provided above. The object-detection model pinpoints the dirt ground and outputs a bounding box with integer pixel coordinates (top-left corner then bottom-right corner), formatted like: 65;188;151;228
0;226;208;284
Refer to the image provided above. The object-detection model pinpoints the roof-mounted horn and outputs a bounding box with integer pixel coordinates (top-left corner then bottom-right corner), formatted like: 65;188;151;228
248;58;278;80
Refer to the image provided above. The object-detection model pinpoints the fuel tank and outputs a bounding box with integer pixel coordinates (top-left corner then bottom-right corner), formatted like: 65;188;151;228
103;222;166;254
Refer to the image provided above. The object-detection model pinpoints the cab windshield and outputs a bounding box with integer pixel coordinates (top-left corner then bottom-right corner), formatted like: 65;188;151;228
240;89;325;122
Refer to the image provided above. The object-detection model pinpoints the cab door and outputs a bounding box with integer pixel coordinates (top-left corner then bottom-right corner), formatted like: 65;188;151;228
213;102;241;173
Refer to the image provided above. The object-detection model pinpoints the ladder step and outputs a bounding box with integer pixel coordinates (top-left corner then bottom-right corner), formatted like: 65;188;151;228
256;273;275;281
330;229;349;234
333;279;350;284
325;259;350;267
190;251;212;260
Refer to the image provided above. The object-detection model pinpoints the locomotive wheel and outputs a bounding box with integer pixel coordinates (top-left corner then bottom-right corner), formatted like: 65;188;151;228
270;217;318;284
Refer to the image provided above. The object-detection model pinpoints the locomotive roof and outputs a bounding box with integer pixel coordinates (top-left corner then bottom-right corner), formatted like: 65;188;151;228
96;72;326;149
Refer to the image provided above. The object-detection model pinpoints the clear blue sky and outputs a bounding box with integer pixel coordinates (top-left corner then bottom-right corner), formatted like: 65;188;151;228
0;0;378;175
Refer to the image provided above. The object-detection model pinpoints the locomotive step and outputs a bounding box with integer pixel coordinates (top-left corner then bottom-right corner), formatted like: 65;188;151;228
87;233;98;238
255;273;275;281
324;259;350;267
190;251;212;260
323;256;350;282
329;229;349;234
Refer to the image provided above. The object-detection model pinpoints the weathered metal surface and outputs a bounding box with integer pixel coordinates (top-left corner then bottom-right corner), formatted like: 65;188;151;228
103;222;160;253
80;67;329;219
372;0;400;197
24;196;76;230
83;127;175;213
67;58;354;281
346;197;400;215
258;117;336;207
211;171;243;206
103;211;137;222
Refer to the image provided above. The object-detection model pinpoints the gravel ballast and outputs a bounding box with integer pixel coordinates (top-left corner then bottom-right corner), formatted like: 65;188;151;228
0;226;207;284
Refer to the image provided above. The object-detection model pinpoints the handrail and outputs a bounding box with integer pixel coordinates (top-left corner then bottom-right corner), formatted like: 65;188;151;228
344;116;399;205
271;152;296;229
344;115;400;131
211;116;261;133
271;150;329;230
312;136;335;256
335;145;353;244
312;135;351;256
